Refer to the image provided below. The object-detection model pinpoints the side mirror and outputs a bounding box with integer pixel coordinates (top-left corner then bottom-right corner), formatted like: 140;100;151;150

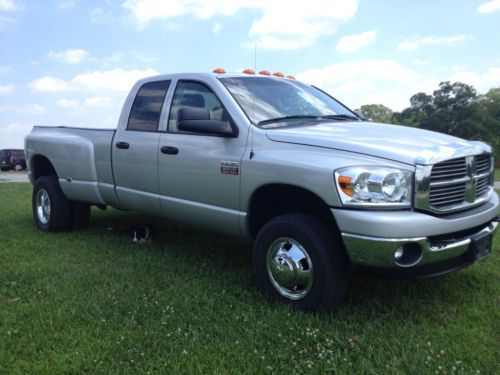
177;107;235;137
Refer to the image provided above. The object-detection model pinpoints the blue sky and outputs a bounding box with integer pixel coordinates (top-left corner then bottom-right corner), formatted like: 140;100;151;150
1;0;500;148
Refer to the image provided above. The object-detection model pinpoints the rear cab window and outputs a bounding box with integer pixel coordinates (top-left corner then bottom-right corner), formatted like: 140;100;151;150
127;80;171;132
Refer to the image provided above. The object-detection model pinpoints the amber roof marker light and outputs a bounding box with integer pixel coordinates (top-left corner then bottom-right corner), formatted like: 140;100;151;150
286;75;296;79
259;70;271;76
273;72;285;77
212;68;226;73
243;69;255;74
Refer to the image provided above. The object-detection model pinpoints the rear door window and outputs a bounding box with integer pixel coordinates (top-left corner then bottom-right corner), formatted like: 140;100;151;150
127;80;171;132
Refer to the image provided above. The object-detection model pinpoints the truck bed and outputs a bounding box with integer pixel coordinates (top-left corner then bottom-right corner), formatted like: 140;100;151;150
25;126;118;206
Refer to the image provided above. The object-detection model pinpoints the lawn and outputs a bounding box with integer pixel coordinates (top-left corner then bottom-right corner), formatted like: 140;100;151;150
1;183;499;374
495;168;500;182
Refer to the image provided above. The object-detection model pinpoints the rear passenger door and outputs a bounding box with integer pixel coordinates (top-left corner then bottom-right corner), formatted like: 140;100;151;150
112;80;171;215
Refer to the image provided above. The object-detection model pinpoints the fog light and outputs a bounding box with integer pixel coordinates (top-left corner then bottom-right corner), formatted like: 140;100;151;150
394;243;423;267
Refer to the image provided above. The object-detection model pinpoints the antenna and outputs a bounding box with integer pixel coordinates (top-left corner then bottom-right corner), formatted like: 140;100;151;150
249;42;257;160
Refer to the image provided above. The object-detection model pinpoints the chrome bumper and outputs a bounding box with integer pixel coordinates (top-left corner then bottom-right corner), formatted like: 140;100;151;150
341;221;498;268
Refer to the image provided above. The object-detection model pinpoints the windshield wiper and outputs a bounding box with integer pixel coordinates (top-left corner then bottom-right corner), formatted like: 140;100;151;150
320;114;360;121
258;115;320;125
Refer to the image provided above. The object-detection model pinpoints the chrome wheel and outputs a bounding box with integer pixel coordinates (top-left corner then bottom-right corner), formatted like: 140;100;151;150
14;164;22;171
266;237;314;300
36;189;51;225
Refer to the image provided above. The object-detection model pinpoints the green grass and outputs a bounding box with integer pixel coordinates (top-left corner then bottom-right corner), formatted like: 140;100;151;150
1;183;499;374
495;168;500;181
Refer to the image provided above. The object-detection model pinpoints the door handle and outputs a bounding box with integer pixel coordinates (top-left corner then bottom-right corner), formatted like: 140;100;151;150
115;141;130;149
161;146;179;155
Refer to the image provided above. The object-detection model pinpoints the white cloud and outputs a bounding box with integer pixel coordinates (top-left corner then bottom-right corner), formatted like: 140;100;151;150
29;68;158;94
84;96;115;108
477;0;500;13
29;77;71;92
48;49;89;64
123;0;358;49
123;0;259;23
336;29;377;54
0;65;13;74
249;1;358;49
297;60;500;111
56;98;80;108
398;34;470;51
297;59;434;110
212;22;221;34
0;14;16;28
450;66;500;92
72;68;158;92
0;123;32;149
0;83;14;94
58;1;76;11
21;104;46;114
0;103;45;114
90;6;115;23
0;0;17;11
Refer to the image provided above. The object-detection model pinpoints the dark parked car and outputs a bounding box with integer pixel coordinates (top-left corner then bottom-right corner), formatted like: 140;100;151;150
0;149;27;171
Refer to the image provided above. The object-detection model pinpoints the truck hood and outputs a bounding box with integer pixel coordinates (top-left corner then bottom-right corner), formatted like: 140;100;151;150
265;121;490;165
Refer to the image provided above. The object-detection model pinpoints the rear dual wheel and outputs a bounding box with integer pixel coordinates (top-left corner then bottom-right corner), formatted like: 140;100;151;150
253;213;349;311
32;176;90;232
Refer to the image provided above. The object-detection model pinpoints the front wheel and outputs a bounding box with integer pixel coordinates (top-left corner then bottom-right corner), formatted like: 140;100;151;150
14;164;23;171
253;213;349;311
32;176;72;232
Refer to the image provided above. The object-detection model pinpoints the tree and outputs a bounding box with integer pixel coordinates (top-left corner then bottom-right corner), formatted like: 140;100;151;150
359;104;393;123
360;82;500;157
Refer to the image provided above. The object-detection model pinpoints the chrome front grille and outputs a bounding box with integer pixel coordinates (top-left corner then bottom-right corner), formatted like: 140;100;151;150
415;154;493;214
429;158;467;183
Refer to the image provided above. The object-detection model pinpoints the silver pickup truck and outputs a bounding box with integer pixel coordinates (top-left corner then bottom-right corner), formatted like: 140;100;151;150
25;71;499;310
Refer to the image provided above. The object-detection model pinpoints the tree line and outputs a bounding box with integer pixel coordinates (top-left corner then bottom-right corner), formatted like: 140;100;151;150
359;82;500;164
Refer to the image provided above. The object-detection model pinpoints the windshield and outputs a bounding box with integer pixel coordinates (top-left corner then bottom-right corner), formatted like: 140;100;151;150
0;150;8;158
220;76;358;127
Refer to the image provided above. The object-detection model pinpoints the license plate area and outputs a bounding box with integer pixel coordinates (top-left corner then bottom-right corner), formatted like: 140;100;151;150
466;231;492;261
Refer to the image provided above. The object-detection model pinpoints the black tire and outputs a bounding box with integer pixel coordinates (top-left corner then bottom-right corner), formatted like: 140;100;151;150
253;213;349;311
32;176;72;232
70;202;91;230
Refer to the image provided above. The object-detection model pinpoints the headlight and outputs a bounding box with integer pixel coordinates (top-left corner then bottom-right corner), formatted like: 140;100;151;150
335;166;413;208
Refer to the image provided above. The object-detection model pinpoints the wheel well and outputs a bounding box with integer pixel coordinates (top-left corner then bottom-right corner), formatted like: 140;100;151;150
247;184;338;239
31;155;57;181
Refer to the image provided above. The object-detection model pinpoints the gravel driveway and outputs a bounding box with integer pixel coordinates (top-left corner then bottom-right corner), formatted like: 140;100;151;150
0;172;29;183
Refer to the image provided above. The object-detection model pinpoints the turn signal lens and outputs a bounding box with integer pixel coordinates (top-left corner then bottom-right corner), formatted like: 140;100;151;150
338;176;353;196
213;68;226;73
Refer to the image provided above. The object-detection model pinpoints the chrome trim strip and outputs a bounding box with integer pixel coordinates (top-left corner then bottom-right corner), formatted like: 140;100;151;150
341;220;498;268
429;238;471;252
341;232;426;243
430;176;469;188
414;142;492;165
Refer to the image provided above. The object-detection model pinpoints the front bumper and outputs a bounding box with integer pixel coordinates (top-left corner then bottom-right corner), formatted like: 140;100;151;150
331;192;500;271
